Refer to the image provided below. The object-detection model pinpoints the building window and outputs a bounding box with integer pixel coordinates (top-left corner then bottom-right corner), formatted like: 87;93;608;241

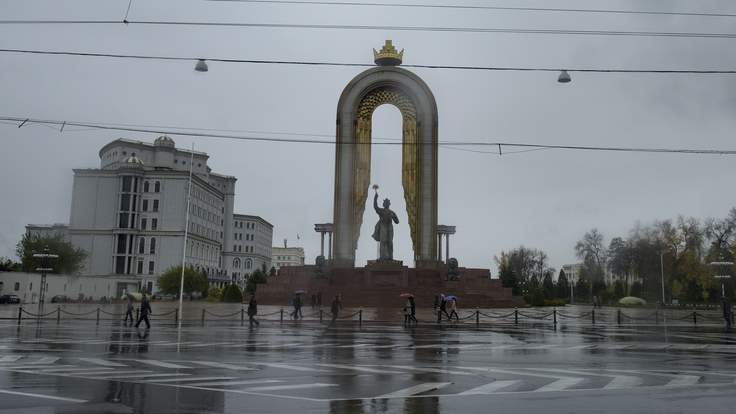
154;181;161;193
246;259;252;269
142;200;148;211
122;176;132;192
151;218;158;230
153;200;159;212
148;261;155;275
150;238;156;254
138;237;145;254
115;256;126;274
137;260;143;274
233;258;240;269
141;218;147;230
14;282;19;291
144;181;150;192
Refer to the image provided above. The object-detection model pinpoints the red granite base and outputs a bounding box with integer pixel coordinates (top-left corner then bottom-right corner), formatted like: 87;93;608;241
255;264;521;308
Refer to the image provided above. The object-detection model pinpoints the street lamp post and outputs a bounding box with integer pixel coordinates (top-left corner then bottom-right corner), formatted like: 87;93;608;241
709;261;734;298
660;252;666;306
32;246;58;306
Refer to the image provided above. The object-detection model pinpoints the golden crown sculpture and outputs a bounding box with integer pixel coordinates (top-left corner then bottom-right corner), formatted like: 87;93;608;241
373;40;403;66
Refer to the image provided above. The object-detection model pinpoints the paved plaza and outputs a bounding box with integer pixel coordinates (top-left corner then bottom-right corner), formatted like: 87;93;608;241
1;305;735;413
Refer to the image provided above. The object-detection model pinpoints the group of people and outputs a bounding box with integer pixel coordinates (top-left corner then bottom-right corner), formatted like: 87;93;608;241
123;295;152;329
436;295;460;322
292;292;343;322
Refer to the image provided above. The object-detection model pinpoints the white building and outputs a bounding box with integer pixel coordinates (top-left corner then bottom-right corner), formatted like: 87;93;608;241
271;246;305;271
25;223;69;240
28;136;272;294
0;272;139;303
227;214;273;282
561;263;582;284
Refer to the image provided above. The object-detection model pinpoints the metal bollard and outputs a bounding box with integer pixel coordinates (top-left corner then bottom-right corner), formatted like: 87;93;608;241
201;308;205;325
174;309;179;325
693;311;697;325
319;309;323;323
17;306;22;325
57;306;61;324
617;309;621;325
359;309;363;325
96;308;100;325
592;309;596;325
280;308;283;323
241;307;245;326
514;309;518;325
553;309;557;326
476;309;480;326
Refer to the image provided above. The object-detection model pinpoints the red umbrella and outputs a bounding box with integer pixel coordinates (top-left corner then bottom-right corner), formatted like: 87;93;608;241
399;293;414;298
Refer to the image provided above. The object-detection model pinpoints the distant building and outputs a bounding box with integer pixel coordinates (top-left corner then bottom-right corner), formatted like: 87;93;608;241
25;223;69;240
227;214;273;283
271;245;305;271
561;263;582;284
28;136;272;295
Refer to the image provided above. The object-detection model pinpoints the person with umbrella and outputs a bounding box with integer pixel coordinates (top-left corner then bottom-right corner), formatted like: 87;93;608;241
408;296;417;324
330;294;342;323
447;295;459;321
437;294;451;322
248;295;259;327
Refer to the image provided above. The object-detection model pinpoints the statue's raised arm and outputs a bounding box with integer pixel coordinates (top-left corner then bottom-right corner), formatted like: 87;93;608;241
373;192;380;213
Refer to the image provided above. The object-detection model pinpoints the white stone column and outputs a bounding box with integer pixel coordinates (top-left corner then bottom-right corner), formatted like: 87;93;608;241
328;232;333;260
445;234;450;263
320;232;325;257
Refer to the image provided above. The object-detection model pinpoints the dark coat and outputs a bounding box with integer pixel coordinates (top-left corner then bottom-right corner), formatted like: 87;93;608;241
140;299;152;316
248;300;258;316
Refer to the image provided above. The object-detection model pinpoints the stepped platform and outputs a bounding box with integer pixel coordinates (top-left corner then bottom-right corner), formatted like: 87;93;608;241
256;263;520;308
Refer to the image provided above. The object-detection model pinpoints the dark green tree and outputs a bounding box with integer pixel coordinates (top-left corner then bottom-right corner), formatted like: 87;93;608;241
496;254;519;295
542;272;555;300
16;234;87;274
630;281;643;298
221;283;243;302
557;269;569;300
157;266;208;295
246;269;268;295
0;257;21;272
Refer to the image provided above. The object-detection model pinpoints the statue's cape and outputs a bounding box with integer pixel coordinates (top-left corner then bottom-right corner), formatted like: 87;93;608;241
372;222;381;241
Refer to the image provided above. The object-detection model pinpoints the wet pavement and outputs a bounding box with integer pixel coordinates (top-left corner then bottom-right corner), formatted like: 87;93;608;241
1;307;735;413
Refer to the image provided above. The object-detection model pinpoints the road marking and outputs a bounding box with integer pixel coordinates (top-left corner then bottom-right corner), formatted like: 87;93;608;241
374;365;476;376
377;382;452;398
458;380;521;395
41;367;121;373
315;363;402;374
78;370;153;377
0;355;23;363
77;358;127;367
191;361;257;371
32;356;60;365
0;389;87;403
147;376;237;383
665;375;701;386
526;368;643;390
461;367;585;392
133;360;192;369
243;383;338;392
187;379;281;387
90;372;189;380
535;377;586;392
254;363;327;372
181;342;236;348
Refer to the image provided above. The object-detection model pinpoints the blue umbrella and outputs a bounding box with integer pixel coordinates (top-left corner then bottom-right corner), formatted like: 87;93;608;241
445;295;458;302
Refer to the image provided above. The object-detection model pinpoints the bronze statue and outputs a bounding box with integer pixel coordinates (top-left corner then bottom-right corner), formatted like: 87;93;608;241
371;186;399;261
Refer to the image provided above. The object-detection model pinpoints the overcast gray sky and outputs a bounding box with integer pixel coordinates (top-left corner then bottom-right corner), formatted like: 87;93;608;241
1;0;735;272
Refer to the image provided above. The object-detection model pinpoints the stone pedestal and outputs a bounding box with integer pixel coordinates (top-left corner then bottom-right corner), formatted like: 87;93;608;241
256;264;520;308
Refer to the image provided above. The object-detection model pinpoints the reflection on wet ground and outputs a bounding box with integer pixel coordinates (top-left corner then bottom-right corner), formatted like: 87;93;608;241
0;305;735;413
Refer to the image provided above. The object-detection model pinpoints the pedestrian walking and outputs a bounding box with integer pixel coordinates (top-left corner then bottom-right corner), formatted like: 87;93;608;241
123;296;134;325
408;296;418;324
722;297;733;330
291;294;303;319
330;295;341;323
248;296;260;327
134;295;152;329
403;300;410;325
437;295;451;322
448;298;459;321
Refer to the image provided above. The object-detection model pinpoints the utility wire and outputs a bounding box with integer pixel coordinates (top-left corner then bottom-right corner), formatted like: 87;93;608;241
1;19;736;39
2;116;735;155
2;48;735;74
209;0;736;19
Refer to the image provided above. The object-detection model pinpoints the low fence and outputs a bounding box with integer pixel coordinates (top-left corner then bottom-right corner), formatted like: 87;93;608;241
5;304;730;327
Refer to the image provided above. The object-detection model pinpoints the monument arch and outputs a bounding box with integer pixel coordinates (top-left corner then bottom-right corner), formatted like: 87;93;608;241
332;41;438;267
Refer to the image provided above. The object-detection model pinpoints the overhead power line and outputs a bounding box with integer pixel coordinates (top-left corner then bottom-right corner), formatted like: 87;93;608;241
1;19;736;39
2;48;735;75
209;0;736;19
2;116;735;155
